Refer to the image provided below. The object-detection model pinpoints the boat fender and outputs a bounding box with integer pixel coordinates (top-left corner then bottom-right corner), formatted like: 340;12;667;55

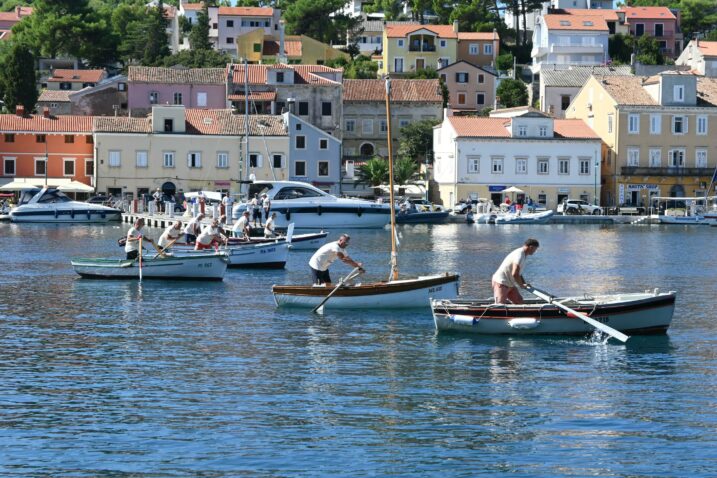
451;314;476;326
285;209;291;220
70;210;75;219
317;205;322;216
54;210;59;219
87;210;91;220
357;207;363;217
508;318;540;329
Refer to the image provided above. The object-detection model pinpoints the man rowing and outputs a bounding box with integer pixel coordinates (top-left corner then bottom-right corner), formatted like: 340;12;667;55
491;238;539;304
157;220;182;254
308;233;364;287
125;218;153;260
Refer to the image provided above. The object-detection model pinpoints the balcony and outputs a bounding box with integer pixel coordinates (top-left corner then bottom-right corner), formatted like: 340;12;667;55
409;44;436;52
621;167;714;177
550;43;605;54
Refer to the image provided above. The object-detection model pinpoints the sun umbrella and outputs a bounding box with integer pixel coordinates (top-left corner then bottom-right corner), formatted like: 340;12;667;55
0;180;40;191
500;186;524;194
58;181;94;193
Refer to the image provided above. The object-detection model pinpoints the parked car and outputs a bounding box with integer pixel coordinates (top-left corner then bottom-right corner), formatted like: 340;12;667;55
557;199;602;215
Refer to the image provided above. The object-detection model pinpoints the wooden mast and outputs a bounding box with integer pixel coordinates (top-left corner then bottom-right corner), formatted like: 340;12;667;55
385;78;398;281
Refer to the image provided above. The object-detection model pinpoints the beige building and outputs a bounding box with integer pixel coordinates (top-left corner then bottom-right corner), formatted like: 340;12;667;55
456;31;499;68
567;72;717;207
93;106;289;199
438;61;497;113
45;69;107;91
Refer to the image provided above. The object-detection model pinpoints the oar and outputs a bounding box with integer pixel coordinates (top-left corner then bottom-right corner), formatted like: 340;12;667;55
312;266;363;314
138;236;143;282
152;237;178;259
526;286;629;343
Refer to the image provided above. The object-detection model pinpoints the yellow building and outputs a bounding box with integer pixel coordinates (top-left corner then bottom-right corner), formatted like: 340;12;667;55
567;72;717;207
380;23;459;76
236;30;348;65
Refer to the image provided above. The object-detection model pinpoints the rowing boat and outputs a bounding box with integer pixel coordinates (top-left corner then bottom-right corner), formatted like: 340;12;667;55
71;252;228;280
431;290;676;336
173;241;289;268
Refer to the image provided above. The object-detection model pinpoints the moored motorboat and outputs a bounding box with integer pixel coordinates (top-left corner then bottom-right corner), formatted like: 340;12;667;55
71;252;228;280
273;273;460;309
494;210;554;224
173;241;289;269
395;209;449;224
431;290;676;336
10;187;121;223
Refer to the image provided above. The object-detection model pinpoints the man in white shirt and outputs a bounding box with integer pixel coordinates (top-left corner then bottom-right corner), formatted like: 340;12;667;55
491;238;539;304
195;218;227;250
264;212;277;237
153;188;162;213
183;213;204;243
158;220;182;252
308;234;364;286
125;218;153;260
232;210;251;239
262;193;271;223
222;194;234;222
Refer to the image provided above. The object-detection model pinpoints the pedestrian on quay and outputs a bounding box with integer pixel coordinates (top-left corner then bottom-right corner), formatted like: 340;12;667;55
491;238;539;305
153;188;162;214
308;233;364;287
183;213;204;244
251;193;261;227
125;218;153;260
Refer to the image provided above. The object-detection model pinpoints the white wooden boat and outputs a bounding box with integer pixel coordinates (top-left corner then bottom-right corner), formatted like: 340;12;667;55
174;241;289;269
71;252;228;280
273;273;460;309
431;290;676;336
494;210;554;224
229;231;328;250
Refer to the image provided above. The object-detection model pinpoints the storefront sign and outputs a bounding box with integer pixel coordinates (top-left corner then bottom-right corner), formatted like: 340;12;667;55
626;184;659;191
488;185;506;192
214;180;231;187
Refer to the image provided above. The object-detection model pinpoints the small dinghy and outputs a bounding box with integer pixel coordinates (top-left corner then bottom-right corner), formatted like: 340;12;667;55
494;210;554;224
432;289;676;338
174;241;289;269
71;252;228;280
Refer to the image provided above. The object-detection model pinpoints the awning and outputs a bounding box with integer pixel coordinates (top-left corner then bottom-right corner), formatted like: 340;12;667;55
58;180;94;193
0;177;74;190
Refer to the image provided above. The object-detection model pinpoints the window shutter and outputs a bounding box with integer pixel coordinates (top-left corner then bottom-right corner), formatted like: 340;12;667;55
454;72;459;82
257;154;263;168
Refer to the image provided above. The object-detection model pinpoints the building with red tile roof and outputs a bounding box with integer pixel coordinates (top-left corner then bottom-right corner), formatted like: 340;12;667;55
532;14;611;73
381;22;461;76
456;30;500;67
621;6;682;59
0;5;32;30
46;69;107;91
676;40;717;76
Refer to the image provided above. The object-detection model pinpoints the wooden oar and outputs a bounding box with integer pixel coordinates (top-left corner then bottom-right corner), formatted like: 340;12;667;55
138;236;143;282
152;237;178;259
526;286;629;343
312;266;363;314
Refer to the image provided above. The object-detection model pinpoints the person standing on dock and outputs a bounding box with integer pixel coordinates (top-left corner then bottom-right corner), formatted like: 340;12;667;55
232;210;251;239
183;213;204;244
251;193;262;227
491;238;539;305
308;234;364;287
158;220;182;252
262;193;271;224
125;218;153;260
153;188;162;214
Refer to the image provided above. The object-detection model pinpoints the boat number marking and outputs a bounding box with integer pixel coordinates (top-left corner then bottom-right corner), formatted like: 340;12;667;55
198;263;213;268
260;248;276;254
594;316;609;323
428;286;443;293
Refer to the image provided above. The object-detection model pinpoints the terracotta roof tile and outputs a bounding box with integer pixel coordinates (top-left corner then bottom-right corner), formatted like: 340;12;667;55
0;114;93;133
543;14;608;31
38;90;72;102
230;64;342;86
94;116;152;133
561;8;619;21
696;41;717;57
0;6;32;21
361;19;418;33
596;74;717;107
48;69;105;83
128;66;226;84
447;117;510;137
227;92;277;101
386;24;457;39
696;77;717;106
457;32;497;40
218;6;273;16
182;3;203;11
553;119;600;139
344;79;442;102
262;37;302;57
622;6;676;20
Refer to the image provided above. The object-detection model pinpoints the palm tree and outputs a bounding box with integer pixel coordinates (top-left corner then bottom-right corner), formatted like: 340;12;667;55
393;157;422;186
355;156;389;197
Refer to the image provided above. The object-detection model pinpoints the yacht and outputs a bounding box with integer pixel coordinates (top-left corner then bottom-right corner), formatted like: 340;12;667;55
10;188;122;223
232;181;391;229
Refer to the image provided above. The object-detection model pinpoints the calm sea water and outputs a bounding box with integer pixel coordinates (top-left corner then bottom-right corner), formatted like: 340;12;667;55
1;221;716;477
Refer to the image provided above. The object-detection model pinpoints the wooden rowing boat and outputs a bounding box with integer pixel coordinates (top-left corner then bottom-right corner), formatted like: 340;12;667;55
71;252;228;280
173;241;289;269
431;290;676;336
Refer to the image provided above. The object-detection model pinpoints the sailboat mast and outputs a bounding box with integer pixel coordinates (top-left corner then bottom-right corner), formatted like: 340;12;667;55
244;58;250;192
385;78;398;281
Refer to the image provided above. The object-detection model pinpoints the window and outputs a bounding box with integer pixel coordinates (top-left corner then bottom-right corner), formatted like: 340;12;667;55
3;157;15;176
163;152;175;168
276;72;284;83
187;152;201;168
457;93;466;105
516;157;527;174
673;85;684;102
477;93;485;105
467;155;480;173
249;154;262;168
696;149;708;168
136;151;148;168
173;92;183;105
149;92;159;104
226;37;234;44
36;134;46;143
635;23;645;36
362;119;373;134
253;43;262;53
272;154;283;168
608;114;613;133
197;92;207;107
491;157;503;174
298;102;309;116
109;151;121;168
672;115;687;134
63;158;75;176
628;114;640;134
397;39;404;47
561;95;571;111
318;161;329;176
538;193;547;205
35;158;46;176
558;157;570;174
668;149;685;167
455;72;469;83
60;82;71;90
627;148;639;167
697;115;708;135
85;159;94;176
579;158;590;175
118;82;126;92
478;74;484;84
64;135;74;144
539;126;547;137
439;39;447;48
649;149;661;167
295;135;306;149
345;119;355;132
538;158;549;174
399;119;410;128
164;119;174;132
484;44;493;55
217;152;228;169
518;125;527;137
319;138;328;149
4;134;14;143
322;102;332;116
650;114;661;135
296;123;302;131
227;20;234;27
294;161;306;176
86;136;93;144
469;44;478;55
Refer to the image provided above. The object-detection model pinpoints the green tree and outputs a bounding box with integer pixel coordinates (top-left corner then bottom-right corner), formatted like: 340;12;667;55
609;33;634;64
398;119;440;164
364;0;404;20
327;55;378;79
112;2;147;65
635;35;664;65
450;0;502;35
189;3;212;51
283;0;359;46
0;42;38;112
403;67;438;79
162;49;233;68
496;78;528;108
676;0;717;40
143;0;171;65
356;156;390;196
707;30;717;41
496;52;514;71
393;156;422;186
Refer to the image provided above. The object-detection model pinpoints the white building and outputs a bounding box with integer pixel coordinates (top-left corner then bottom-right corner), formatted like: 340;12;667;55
433;107;602;209
676;40;717;77
178;1;219;50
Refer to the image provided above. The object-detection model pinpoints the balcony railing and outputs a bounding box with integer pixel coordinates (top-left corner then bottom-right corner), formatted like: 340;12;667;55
550;44;605;54
621;166;714;176
409;44;436;52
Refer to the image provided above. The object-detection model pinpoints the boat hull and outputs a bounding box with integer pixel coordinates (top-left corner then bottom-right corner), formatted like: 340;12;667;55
658;215;710;225
11;207;122;223
175;242;289;269
431;292;676;336
273;274;460;309
71;253;228;280
494;210;554;224
228;231;328;250
395;211;449;224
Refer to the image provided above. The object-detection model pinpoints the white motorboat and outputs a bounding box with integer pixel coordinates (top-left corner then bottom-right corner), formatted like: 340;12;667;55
232;181;391;229
173;241;290;269
494;210;554;224
654;195;717;225
432;290;676;336
10;187;121;223
71;252;228;280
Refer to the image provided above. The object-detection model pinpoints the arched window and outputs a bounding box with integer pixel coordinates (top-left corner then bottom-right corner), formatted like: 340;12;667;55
359;143;375;157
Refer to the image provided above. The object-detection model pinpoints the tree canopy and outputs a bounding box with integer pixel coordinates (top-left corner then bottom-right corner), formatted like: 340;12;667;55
0;42;38;112
496;79;528;108
398;119;440;165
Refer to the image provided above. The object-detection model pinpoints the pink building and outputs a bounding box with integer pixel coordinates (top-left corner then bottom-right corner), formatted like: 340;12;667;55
622;6;683;59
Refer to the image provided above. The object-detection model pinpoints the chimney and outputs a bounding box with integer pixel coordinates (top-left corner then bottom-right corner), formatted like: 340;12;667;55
43;107;50;118
453;20;459;33
287;97;296;115
15;105;24;116
226;63;234;107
